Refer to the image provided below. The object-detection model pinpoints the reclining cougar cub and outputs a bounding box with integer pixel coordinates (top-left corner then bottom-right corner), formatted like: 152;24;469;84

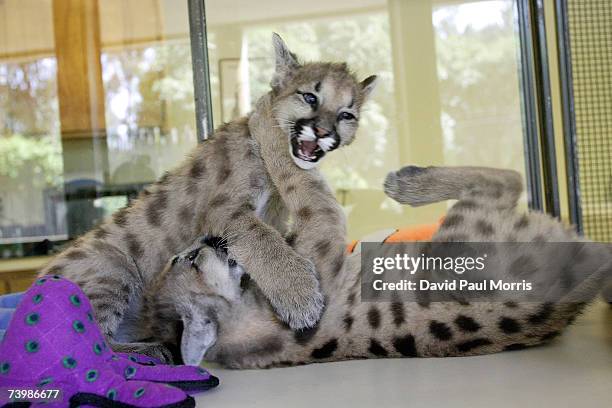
137;61;611;367
145;164;611;367
38;33;377;359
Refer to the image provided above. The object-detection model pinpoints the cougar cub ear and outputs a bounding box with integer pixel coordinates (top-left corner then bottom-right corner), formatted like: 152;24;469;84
360;75;378;101
271;32;300;90
180;311;218;366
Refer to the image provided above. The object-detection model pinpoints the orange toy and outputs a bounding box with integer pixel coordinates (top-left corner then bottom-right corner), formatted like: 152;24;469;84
347;219;442;254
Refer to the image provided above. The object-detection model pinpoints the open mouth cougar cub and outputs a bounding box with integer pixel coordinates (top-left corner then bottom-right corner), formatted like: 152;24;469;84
269;37;376;169
39;33;377;358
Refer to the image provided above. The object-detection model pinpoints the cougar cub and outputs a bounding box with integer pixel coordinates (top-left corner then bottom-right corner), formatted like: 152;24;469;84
39;33;377;359
139;166;610;367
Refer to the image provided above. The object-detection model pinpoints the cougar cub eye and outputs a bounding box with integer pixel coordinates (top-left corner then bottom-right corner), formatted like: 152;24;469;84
339;112;355;121
302;92;318;106
186;248;200;262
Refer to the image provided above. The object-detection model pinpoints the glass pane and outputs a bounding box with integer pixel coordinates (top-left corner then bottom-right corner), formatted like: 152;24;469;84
0;0;196;258
99;0;197;189
0;1;64;254
204;0;526;240
433;1;524;169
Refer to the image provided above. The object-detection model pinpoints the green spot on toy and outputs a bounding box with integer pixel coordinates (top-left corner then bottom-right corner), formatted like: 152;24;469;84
25;340;39;353
73;320;85;333
25;312;40;326
38;377;53;386
51;275;61;280
36;278;46;285
0;362;9;374
93;343;103;355
107;389;117;400
62;356;77;369
124;366;136;379
85;369;98;382
87;312;94;322
70;294;81;306
134;388;145;398
32;294;43;304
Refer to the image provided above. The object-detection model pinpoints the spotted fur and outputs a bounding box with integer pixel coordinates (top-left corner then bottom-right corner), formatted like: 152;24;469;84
142;165;610;368
37;34;378;357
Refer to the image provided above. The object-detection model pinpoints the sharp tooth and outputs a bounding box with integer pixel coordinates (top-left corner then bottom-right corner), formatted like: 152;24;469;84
298;127;316;141
318;137;335;152
298;149;309;160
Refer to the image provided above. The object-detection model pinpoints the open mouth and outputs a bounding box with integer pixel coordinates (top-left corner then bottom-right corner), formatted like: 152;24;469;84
290;123;339;168
294;137;323;162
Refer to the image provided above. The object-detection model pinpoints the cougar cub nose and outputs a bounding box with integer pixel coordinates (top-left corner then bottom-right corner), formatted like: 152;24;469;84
315;127;331;137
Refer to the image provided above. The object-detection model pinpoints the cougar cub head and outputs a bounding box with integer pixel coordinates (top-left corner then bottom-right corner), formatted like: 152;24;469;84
270;33;378;170
166;237;244;365
170;236;244;302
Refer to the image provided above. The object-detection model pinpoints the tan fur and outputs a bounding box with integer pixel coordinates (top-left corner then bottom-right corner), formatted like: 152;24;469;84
145;165;610;368
249;94;348;291
37;34;377;359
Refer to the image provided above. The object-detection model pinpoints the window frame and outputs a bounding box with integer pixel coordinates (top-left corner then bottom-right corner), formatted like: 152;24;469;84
188;0;215;141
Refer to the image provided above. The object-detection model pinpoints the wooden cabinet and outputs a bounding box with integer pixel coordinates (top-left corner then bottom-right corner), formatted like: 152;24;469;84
0;257;50;294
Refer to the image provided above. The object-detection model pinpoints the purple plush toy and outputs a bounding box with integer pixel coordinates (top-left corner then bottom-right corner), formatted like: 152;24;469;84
0;275;219;407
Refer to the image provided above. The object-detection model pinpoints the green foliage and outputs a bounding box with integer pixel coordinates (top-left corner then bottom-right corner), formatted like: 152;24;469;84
102;43;195;132
0;58;59;136
0;134;63;187
433;2;525;171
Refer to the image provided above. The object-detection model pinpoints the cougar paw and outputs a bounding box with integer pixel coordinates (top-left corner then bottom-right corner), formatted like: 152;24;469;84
268;257;325;330
384;165;433;207
397;165;427;178
273;287;325;330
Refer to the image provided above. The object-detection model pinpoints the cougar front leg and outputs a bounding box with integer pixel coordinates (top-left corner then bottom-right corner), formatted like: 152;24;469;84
225;212;324;329
248;99;347;288
279;173;348;289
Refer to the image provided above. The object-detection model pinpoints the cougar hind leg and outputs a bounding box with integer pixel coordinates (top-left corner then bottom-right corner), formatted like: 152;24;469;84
384;165;523;210
110;341;175;364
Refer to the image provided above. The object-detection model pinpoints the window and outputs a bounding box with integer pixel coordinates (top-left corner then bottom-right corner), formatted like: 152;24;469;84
205;0;527;239
0;0;197;258
0;0;531;257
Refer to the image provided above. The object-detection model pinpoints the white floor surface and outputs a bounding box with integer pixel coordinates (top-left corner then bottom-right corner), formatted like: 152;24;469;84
197;301;612;408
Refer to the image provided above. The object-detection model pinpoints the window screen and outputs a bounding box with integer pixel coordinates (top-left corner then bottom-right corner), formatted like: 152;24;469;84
566;0;612;242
